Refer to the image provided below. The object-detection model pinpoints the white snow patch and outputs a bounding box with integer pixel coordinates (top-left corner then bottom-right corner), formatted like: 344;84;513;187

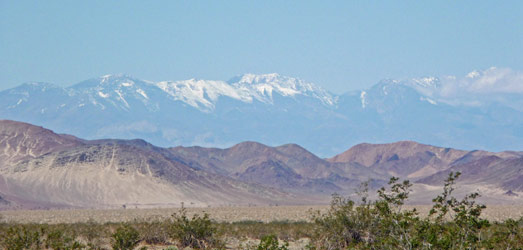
114;90;130;108
121;82;133;87
98;91;109;98
360;91;367;108
234;73;335;105
16;99;23;105
156;79;252;110
101;75;112;83
413;77;439;87
420;96;437;105
136;89;149;99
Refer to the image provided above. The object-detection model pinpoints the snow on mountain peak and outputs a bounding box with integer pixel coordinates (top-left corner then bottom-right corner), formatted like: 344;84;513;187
412;77;440;88
360;91;367;108
72;74;144;90
232;73;336;106
9;73;337;113
151;73;336;111
66;74;157;111
156;79;253;111
98;74;138;87
236;73;282;84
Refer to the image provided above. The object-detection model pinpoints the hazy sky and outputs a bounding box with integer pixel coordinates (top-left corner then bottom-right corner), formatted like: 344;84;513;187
1;1;522;93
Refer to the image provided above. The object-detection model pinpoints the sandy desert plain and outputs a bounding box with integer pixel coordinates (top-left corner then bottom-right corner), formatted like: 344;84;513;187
2;204;523;224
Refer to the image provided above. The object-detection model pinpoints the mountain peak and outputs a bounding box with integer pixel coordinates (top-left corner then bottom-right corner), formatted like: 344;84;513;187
235;73;282;84
229;73;336;106
72;74;145;90
99;73;136;81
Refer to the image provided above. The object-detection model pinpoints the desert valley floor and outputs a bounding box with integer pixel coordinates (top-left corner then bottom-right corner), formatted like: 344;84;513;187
2;205;523;224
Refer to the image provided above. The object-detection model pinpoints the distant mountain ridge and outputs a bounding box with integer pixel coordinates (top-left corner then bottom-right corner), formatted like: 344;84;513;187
0;120;300;209
1;72;522;156
1;120;521;209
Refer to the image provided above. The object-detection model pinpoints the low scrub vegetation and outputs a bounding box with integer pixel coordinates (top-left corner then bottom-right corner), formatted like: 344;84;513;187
0;172;521;249
307;172;521;249
169;207;223;249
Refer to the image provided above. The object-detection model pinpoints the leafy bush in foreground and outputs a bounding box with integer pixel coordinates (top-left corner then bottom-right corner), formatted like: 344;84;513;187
256;234;289;250
45;227;85;250
136;220;170;245
111;224;140;250
1;226;41;250
307;172;516;249
169;207;223;249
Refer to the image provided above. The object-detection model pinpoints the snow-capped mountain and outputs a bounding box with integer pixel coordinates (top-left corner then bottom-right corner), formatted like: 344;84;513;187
1;71;522;156
72;74;159;112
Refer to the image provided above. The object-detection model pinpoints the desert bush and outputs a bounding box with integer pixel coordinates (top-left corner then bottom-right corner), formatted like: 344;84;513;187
415;172;489;249
255;234;289;250
309;177;420;249
309;195;364;249
75;220;107;249
111;224;140;250
169;207;223;249
1;225;41;250
482;218;523;248
307;172;509;249
44;227;85;250
136;220;170;245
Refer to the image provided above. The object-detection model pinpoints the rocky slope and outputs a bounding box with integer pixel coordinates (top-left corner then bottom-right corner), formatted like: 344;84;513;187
0;120;301;209
417;156;523;192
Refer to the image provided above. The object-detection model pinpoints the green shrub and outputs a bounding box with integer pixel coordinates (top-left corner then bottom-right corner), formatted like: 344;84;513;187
256;234;289;250
169;207;222;249
309;178;419;249
111;224;140;250
45;228;85;250
425;171;490;249
77;220;106;249
1;226;41;250
137;220;170;245
308;172;501;249
483;218;523;248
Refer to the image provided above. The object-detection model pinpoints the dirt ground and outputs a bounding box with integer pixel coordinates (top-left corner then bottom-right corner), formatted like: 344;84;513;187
1;205;522;224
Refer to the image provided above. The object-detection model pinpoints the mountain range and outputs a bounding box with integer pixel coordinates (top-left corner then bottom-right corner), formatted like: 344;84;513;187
0;120;521;209
1;71;522;157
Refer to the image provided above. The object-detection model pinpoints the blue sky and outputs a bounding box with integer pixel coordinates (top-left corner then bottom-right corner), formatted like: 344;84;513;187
1;1;521;93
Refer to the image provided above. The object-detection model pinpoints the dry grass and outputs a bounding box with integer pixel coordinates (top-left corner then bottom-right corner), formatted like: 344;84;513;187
1;205;522;224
